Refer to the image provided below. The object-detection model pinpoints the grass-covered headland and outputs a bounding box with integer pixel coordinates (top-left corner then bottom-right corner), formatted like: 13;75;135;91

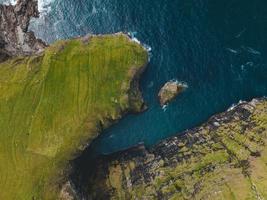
0;34;148;199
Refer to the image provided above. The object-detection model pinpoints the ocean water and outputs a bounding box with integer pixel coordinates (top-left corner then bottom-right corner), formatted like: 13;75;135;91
31;0;267;155
0;0;53;13
3;0;267;155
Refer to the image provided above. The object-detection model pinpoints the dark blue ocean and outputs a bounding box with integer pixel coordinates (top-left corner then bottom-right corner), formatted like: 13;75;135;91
27;0;267;155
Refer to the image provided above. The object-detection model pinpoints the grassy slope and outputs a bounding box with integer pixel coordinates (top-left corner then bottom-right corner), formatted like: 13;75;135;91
0;34;147;199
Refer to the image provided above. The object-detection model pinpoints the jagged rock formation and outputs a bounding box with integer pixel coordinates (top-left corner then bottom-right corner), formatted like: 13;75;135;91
0;0;46;62
88;98;267;200
158;80;186;106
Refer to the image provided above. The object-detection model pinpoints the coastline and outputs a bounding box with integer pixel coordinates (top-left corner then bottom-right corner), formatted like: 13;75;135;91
0;15;149;198
86;98;267;199
2;1;267;200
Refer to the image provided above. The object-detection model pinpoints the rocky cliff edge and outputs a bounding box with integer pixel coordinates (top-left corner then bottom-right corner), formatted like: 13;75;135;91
88;98;267;200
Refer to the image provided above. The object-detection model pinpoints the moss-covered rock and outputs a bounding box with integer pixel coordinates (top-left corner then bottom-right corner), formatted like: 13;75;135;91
0;33;148;199
89;98;267;200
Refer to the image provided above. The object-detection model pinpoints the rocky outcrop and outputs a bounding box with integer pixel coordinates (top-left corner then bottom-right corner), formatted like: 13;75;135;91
87;98;267;200
158;80;187;106
0;0;46;62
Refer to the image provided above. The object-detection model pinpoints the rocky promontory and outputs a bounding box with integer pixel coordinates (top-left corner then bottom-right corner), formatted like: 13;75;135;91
158;80;187;106
87;98;267;200
0;0;46;62
0;1;149;199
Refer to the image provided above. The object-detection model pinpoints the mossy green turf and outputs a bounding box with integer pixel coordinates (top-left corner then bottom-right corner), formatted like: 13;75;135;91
0;34;147;199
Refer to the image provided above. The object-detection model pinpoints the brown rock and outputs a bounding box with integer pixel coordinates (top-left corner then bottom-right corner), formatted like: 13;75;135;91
158;80;187;106
0;0;47;62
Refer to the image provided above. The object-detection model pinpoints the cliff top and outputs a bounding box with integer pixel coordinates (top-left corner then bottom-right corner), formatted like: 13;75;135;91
0;33;148;199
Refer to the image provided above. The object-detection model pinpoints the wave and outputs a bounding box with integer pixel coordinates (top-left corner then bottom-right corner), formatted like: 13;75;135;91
170;79;189;89
0;0;55;14
162;104;168;112
38;0;55;14
0;0;16;5
127;32;152;62
127;31;152;51
227;100;246;111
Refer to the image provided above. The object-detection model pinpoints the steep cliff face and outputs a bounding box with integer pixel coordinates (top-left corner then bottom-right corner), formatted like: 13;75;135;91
88;98;267;200
0;0;46;61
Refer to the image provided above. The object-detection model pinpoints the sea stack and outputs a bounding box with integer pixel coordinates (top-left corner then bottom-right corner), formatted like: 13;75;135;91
158;80;187;106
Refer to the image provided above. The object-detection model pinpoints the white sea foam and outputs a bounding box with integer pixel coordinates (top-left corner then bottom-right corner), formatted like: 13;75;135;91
226;48;239;54
0;0;16;5
235;28;246;38
228;103;237;111
242;46;261;55
170;79;189;89
143;43;152;52
92;5;97;14
246;61;254;67
127;32;152;61
227;100;246;111
0;0;55;14
38;0;54;14
162;104;168;112
128;32;141;45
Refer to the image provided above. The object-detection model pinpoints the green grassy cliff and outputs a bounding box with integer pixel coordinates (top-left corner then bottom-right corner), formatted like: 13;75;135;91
0;34;148;199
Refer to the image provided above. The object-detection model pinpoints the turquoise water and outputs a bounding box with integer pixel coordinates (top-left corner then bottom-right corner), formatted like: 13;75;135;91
29;0;267;155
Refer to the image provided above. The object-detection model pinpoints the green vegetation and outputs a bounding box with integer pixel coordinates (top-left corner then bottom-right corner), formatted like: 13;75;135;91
0;34;148;199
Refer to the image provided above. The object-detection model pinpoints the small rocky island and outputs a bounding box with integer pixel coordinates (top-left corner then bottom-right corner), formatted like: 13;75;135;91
158;80;187;106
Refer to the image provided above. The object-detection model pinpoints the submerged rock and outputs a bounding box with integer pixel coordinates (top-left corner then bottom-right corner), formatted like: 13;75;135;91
158;80;187;106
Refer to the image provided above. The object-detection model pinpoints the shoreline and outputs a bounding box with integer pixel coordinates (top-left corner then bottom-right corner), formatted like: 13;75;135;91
0;0;267;199
0;26;149;199
86;97;267;199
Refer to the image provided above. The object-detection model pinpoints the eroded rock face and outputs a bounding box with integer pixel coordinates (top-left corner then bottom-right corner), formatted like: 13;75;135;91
0;0;46;62
59;181;81;200
87;98;267;200
158;80;187;106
